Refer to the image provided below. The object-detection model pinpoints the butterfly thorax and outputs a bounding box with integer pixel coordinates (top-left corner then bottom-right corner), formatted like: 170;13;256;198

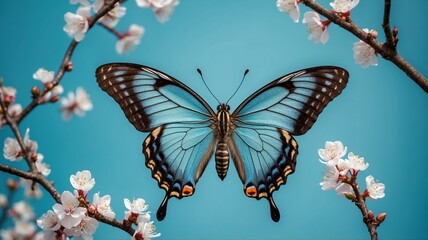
216;103;232;138
215;103;234;180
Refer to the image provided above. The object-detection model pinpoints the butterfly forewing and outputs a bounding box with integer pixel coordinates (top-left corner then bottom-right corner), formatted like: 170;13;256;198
233;66;348;135
96;63;215;131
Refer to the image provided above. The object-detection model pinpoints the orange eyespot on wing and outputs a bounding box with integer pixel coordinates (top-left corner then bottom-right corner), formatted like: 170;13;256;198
182;185;194;196
244;185;258;197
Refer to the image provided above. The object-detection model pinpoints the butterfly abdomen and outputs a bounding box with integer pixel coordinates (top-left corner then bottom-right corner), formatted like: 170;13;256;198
215;139;229;180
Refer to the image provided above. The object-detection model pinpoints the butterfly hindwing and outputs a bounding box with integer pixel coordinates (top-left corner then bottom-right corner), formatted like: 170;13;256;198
230;66;348;221
143;123;216;220
229;125;298;221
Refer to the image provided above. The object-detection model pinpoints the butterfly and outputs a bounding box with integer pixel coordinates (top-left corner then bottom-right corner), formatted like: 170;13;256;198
96;63;348;222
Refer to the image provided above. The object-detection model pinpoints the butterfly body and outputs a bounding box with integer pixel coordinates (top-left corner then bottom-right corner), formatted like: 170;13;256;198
96;63;349;222
214;103;233;180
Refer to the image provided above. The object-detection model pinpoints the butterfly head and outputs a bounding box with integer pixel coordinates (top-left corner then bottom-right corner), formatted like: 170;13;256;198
217;103;230;112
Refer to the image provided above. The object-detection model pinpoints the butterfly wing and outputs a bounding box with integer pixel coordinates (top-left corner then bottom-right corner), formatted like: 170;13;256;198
96;63;217;220
230;66;349;221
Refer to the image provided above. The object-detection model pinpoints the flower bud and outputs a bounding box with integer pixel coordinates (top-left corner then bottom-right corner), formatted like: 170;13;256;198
30;152;38;162
367;211;374;219
65;61;73;72
50;95;59;103
392;27;398;37
369;30;378;39
6;179;19;191
344;193;356;200
376;212;386;223
88;205;96;214
45;83;54;91
31;86;40;98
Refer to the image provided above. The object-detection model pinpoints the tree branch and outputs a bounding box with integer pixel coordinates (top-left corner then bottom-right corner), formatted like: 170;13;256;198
16;0;123;123
382;0;395;49
0;164;61;203
300;0;428;93
347;178;378;240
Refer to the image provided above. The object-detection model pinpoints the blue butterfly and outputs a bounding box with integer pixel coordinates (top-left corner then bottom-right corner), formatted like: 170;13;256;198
96;63;348;222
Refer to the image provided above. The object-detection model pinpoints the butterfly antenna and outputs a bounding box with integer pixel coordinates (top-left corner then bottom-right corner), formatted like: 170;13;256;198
226;69;249;104
197;68;221;104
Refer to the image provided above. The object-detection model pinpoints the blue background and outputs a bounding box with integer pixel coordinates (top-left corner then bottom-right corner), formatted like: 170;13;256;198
1;0;427;239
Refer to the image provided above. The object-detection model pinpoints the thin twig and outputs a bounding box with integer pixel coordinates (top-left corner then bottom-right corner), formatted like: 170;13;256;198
300;0;428;93
98;21;124;38
347;178;378;240
0;90;36;172
16;0;123;123
0;164;60;203
382;0;395;49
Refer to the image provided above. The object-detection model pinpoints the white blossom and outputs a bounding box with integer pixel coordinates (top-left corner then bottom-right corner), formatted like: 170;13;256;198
366;175;385;199
136;0;172;8
70;170;96;194
11;201;35;221
3;137;21;161
33;68;63;100
70;0;90;6
330;0;359;13
318;141;347;166
353;29;378;68
61;87;93;120
53;191;87;229
1;103;22;127
302;12;329;44
37;210;61;232
277;0;300;23
94;0;127;28
136;0;179;23
64;6;91;42
34;232;46;240
93;192;115;218
153;0;179;23
33;68;54;84
133;220;160;240
4;129;37;161
345;152;369;173
124;198;149;215
116;24;145;54
1;86;17;103
65;216;99;240
14;220;36;238
35;153;51;176
335;182;354;196
79;216;99;240
0;229;14;240
0;194;8;208
320;166;340;190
